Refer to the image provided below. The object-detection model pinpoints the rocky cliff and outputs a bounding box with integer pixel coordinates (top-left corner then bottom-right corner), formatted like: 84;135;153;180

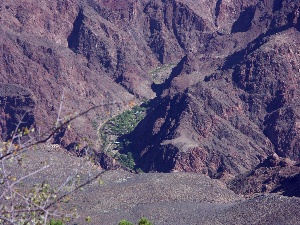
0;0;300;180
123;0;300;179
0;83;35;141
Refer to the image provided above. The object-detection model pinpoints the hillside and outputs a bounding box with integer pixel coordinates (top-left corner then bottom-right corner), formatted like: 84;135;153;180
0;0;300;224
6;146;300;225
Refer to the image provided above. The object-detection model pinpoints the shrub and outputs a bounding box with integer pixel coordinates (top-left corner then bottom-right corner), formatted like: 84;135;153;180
138;217;153;225
118;218;153;225
119;219;134;225
116;152;136;169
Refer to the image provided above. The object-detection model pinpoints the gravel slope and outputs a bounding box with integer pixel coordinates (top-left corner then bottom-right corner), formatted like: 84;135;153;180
3;147;299;225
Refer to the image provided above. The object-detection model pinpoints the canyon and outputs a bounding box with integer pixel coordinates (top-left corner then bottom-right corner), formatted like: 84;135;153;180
0;0;300;224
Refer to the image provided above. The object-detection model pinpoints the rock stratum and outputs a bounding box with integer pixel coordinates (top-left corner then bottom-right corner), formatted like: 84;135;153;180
1;0;300;223
1;0;300;173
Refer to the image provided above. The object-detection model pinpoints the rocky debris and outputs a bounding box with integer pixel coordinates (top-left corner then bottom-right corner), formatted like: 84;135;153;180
228;153;300;197
71;192;300;225
5;146;300;225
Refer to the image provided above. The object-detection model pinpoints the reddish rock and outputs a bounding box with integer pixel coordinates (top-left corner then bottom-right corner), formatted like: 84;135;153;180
228;154;300;197
125;0;300;177
1;0;300;181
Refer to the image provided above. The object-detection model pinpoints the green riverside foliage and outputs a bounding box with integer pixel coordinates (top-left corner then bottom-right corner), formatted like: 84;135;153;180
99;101;151;170
106;105;148;136
99;103;149;148
115;152;135;169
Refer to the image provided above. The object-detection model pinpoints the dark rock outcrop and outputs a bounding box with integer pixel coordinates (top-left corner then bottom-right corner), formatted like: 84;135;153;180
131;79;273;177
229;153;300;197
0;84;35;141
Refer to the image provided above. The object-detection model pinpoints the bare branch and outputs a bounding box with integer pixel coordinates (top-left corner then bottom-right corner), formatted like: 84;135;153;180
0;100;122;161
10;165;50;187
0;215;15;225
44;170;106;211
0;95;124;224
55;91;65;129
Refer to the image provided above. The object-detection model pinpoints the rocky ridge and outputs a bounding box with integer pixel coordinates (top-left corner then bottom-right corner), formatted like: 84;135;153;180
123;0;300;179
229;153;300;197
0;0;300;214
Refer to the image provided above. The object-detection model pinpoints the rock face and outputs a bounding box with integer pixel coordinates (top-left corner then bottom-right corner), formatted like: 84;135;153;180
131;79;273;177
232;28;300;161
229;153;300;197
0;0;215;146
0;84;35;141
1;0;300;180
125;0;300;177
0;0;137;149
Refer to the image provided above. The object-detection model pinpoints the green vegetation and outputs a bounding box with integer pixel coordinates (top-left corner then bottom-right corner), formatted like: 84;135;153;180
105;104;148;136
119;218;153;225
98;101;151;170
115;151;135;169
49;219;64;225
119;220;134;225
99;103;150;148
150;63;176;84
138;217;153;225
